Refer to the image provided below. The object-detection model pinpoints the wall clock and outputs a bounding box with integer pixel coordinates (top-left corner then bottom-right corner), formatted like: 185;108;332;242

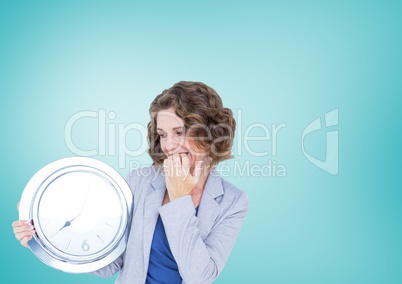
19;157;133;273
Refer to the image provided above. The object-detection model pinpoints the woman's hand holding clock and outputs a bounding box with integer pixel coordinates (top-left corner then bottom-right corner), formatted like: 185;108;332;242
12;202;35;247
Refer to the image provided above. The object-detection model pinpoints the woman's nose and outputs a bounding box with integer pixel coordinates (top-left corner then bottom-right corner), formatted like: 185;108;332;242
164;135;182;154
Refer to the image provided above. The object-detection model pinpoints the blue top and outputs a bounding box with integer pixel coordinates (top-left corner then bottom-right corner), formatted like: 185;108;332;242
146;206;199;284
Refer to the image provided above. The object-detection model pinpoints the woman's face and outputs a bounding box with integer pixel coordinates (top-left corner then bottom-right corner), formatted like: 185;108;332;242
156;107;208;170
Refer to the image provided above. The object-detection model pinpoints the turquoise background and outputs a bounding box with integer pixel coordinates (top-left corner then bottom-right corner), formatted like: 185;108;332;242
1;0;401;283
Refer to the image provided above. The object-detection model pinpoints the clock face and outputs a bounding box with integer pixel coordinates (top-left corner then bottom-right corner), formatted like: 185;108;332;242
35;170;124;262
19;157;133;273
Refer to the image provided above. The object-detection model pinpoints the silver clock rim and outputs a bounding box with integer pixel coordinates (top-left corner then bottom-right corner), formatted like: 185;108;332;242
19;157;133;273
32;166;127;263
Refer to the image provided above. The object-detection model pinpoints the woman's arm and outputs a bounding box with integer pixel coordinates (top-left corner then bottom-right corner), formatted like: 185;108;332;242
89;252;125;278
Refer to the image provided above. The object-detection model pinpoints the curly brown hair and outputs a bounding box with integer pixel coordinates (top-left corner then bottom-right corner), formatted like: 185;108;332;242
147;81;236;166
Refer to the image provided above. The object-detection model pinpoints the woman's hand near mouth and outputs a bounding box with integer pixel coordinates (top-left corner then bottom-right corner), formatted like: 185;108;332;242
163;152;203;202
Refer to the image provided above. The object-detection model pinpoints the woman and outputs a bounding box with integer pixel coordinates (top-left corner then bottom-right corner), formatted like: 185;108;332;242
12;81;249;284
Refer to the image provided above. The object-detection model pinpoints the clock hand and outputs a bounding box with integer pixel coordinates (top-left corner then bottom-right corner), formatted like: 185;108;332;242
58;220;73;231
78;181;92;216
50;181;93;238
50;215;80;238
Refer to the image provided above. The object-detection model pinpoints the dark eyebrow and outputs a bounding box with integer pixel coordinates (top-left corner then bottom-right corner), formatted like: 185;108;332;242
156;126;183;131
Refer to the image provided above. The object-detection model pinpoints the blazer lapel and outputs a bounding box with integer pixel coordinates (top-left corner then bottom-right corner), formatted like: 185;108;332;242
197;168;224;240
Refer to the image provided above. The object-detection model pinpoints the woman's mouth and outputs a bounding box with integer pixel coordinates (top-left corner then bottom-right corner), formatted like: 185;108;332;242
169;152;189;155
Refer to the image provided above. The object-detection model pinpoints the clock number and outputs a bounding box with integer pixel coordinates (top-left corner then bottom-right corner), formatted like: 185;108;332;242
82;240;90;252
97;234;104;243
66;239;71;250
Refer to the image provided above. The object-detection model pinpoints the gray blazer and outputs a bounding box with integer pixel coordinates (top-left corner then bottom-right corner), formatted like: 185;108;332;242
92;165;249;284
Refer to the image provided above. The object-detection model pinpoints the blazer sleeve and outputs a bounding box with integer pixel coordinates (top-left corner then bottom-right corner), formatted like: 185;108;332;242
158;192;249;284
89;252;124;278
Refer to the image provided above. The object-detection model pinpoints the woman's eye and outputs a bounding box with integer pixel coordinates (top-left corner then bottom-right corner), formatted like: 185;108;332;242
158;133;166;138
176;131;182;136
